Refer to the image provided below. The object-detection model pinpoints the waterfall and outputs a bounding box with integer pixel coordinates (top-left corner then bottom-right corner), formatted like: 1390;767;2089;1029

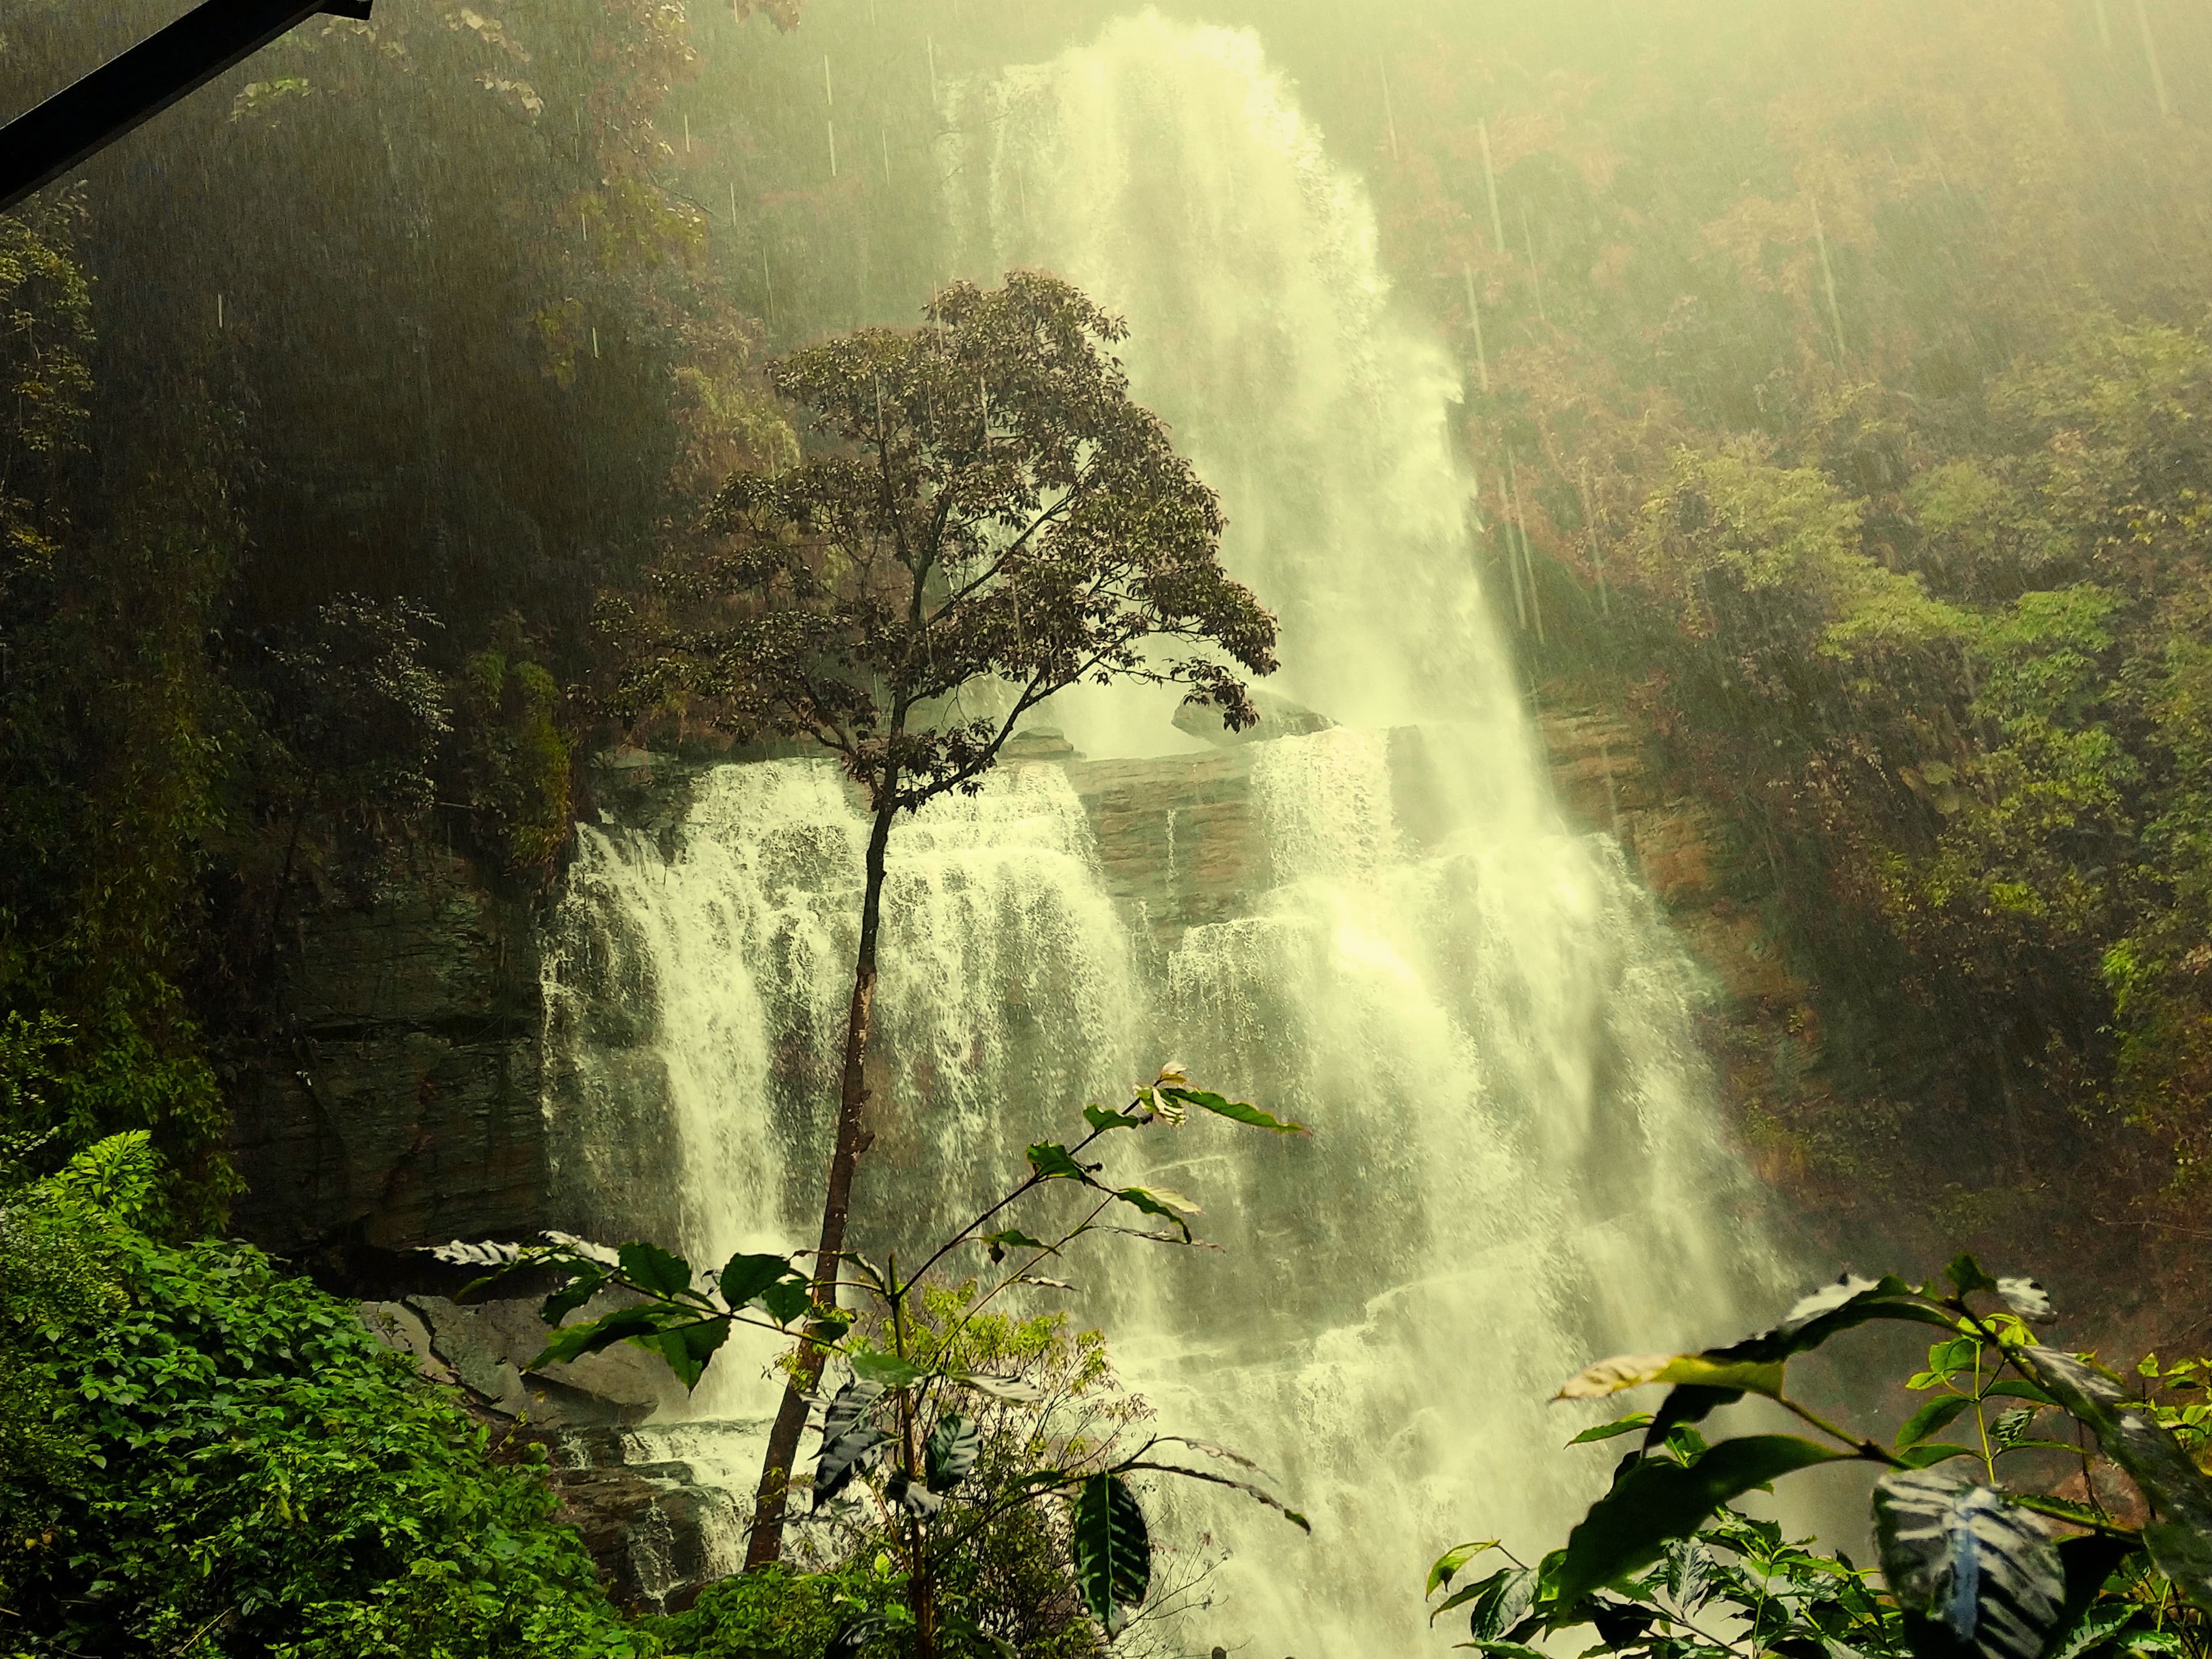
542;14;1779;1653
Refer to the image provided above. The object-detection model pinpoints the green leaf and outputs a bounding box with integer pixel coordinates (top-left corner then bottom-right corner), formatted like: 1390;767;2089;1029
1983;1380;2056;1406
1896;1442;1981;1469
820;1378;885;1447
1873;1469;2063;1659
1643;1384;1745;1449
1112;1184;1202;1240
2018;1349;2212;1610
1946;1254;2000;1298
616;1240;694;1300
1464;1569;1539;1642
759;1277;813;1327
1898;1394;1975;1448
1567;1414;1655;1446
1027;1142;1096;1183
1160;1085;1309;1135
717;1251;794;1308
644;1316;729;1391
2045;1534;2145;1659
1431;1566;1513;1623
528;1302;670;1370
1558;1352;1785;1402
805;1308;855;1343
1429;1540;1503;1597
539;1268;605;1328
1453;1641;1552;1659
1071;1474;1151;1635
814;1424;891;1508
1721;1274;1960;1365
926;1414;980;1493
979;1228;1052;1264
1554;1435;1853;1604
1083;1103;1144;1133
849;1349;927;1390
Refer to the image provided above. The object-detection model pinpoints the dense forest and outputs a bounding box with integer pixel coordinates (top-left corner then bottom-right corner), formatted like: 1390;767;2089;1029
10;0;2212;1654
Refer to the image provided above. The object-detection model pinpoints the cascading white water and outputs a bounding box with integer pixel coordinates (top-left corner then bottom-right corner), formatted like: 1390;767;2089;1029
542;13;1781;1653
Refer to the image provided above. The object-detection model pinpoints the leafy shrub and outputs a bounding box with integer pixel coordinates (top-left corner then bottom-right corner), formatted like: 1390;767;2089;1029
1429;1257;2212;1659
0;1134;651;1659
452;635;574;875
642;1563;884;1659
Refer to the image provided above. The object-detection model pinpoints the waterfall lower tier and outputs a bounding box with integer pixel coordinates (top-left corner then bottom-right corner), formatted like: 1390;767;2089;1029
542;734;1771;1653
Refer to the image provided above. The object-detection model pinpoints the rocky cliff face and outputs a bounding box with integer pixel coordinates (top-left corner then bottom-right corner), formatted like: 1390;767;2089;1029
233;724;1805;1260
233;724;1810;1605
226;853;552;1276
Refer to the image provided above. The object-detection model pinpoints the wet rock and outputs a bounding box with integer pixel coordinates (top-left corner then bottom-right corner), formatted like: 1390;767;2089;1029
226;853;554;1268
1171;685;1334;745
361;1292;681;1426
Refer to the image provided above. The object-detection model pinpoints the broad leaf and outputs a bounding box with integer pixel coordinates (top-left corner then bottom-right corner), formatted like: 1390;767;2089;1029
2018;1349;2212;1610
1160;1085;1308;1135
1554;1435;1852;1603
1643;1384;1745;1449
883;1468;945;1516
1897;1394;1975;1448
1557;1352;1784;1402
2046;1534;2145;1659
814;1423;892;1507
1084;1103;1145;1133
1718;1274;1959;1365
540;1269;605;1327
645;1316;729;1390
952;1370;1046;1403
926;1414;980;1493
1567;1413;1654;1446
980;1228;1053;1264
529;1303;671;1370
1113;1184;1202;1240
819;1378;884;1448
1873;1470;2063;1659
617;1240;695;1301
1896;1442;1981;1469
1027;1142;1095;1183
1428;1540;1503;1597
1997;1279;2056;1324
1072;1474;1151;1634
1947;1255;2001;1298
1461;1566;1538;1640
849;1349;927;1390
1431;1566;1513;1624
805;1308;855;1343
759;1277;813;1327
1664;1536;1718;1615
717;1251;795;1309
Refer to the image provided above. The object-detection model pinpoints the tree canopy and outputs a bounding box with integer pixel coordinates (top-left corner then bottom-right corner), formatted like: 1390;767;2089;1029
609;270;1278;812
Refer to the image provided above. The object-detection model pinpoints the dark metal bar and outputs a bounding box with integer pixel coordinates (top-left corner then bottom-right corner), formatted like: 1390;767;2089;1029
0;1;374;214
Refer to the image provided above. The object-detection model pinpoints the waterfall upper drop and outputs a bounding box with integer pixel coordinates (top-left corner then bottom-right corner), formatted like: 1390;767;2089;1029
543;14;1778;1655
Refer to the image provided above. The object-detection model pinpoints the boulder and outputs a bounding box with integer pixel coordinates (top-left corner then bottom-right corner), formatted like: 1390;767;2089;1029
1171;685;1334;746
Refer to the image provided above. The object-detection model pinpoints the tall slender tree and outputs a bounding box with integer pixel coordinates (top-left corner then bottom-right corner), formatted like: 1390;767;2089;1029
605;270;1278;1565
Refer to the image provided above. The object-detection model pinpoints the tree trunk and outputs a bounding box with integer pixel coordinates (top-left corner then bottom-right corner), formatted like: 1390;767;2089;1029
745;797;899;1567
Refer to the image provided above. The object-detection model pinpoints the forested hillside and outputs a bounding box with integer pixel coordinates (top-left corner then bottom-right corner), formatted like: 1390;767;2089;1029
0;1;797;1228
1344;0;2212;1287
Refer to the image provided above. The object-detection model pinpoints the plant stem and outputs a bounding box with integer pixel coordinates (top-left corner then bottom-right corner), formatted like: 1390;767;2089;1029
1774;1393;1908;1468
